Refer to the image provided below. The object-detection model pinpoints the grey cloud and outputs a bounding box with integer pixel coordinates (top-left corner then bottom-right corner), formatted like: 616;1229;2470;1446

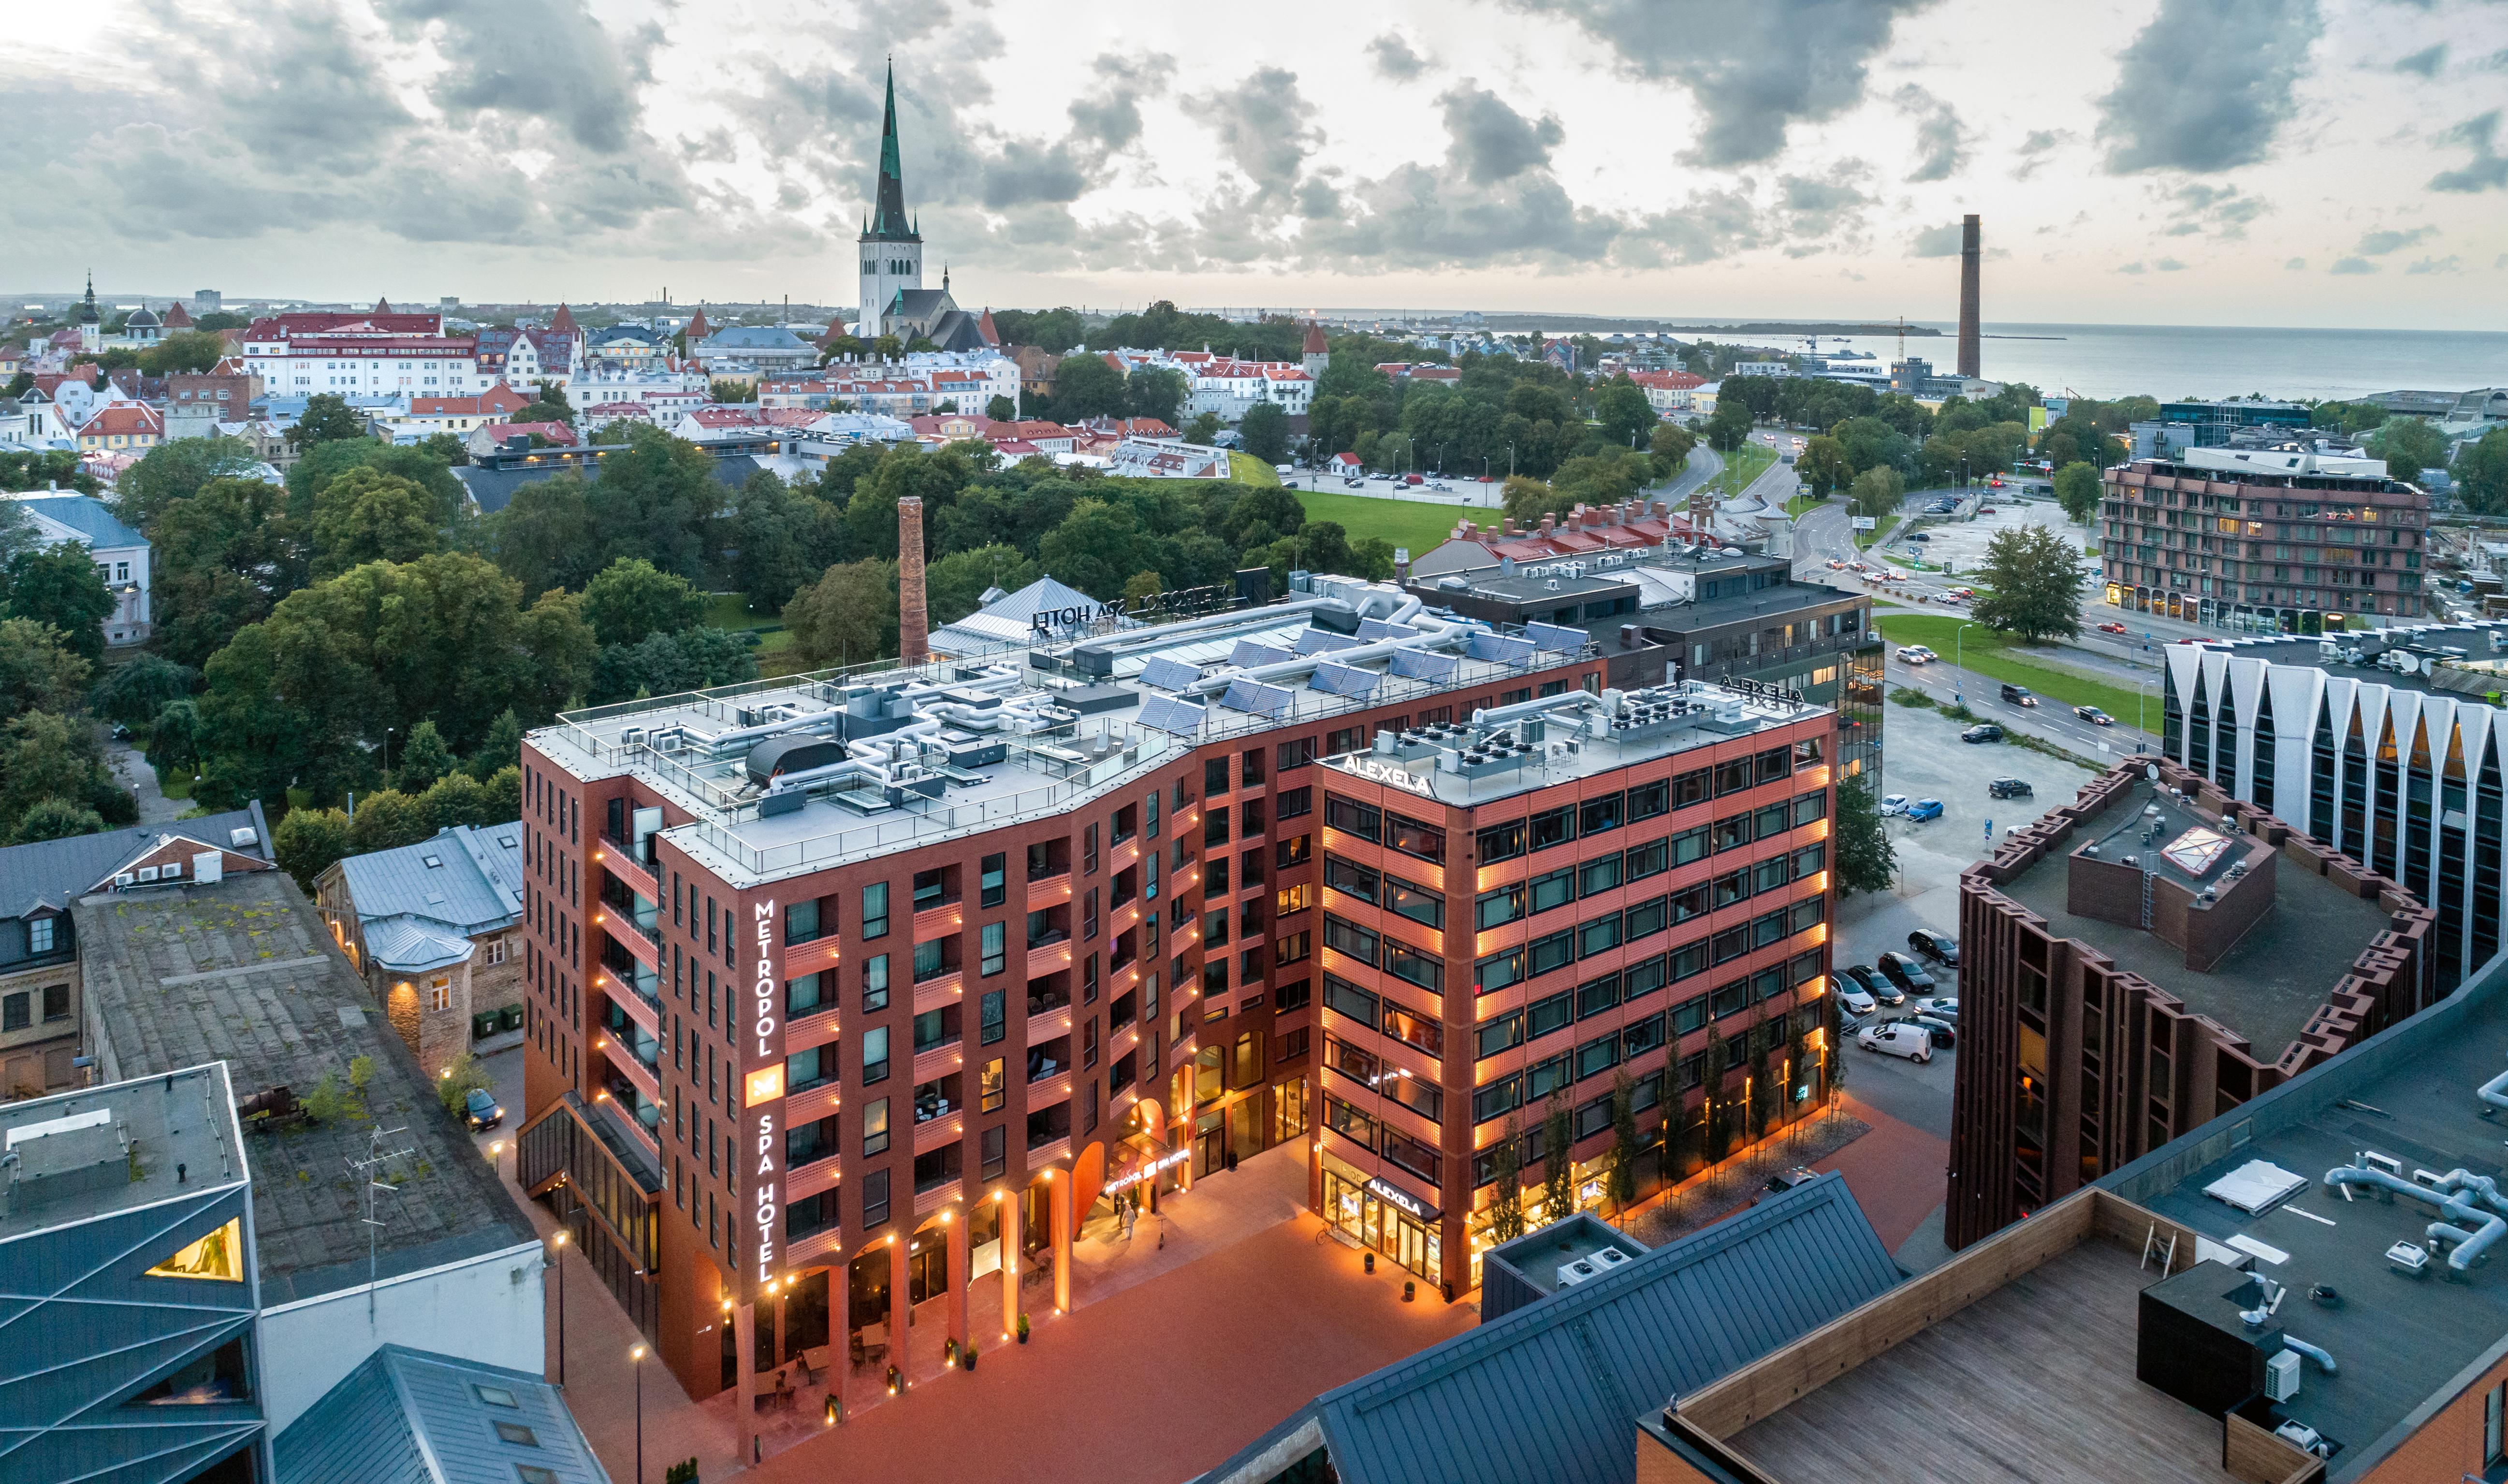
1066;55;1170;154
2168;182;2269;239
2012;127;2072;180
2284;256;2307;269
2118;261;2146;274
2406;254;2464;274
379;0;646;153
1186;69;1324;206
2356;224;2436;254
2430;111;2508;191
1892;85;1971;182
1502;0;1934;166
2095;0;2322;173
2330;256;2377;274
2154;256;2187;271
1368;33;1428;80
1438;85;1564;185
1909;222;1964;257
2395;44;2447;76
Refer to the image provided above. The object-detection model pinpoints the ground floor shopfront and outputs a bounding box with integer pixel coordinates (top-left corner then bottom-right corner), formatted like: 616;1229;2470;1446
2107;581;2378;633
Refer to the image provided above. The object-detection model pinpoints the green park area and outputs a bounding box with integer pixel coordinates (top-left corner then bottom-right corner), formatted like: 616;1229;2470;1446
1874;611;2156;729
1227;452;1283;487
1703;442;1775;499
1290;490;1472;558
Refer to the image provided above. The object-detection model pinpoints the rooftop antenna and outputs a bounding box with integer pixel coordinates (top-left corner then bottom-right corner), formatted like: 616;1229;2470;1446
348;1124;416;1324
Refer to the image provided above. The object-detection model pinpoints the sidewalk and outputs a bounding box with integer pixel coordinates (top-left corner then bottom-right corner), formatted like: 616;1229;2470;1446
1809;1091;1951;1254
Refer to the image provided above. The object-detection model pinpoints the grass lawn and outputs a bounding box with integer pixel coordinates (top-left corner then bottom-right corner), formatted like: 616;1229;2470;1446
1783;492;1828;519
1291;490;1471;555
1853;516;1899;550
1228;452;1282;487
1704;442;1775;499
1875;612;2154;726
156;763;198;800
705;592;781;630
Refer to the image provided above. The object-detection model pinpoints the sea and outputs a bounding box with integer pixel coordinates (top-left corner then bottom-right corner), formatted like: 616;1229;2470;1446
1696;320;2508;405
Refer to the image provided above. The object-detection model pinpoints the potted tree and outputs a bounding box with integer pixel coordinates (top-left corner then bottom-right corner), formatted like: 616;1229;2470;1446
1016;1312;1030;1344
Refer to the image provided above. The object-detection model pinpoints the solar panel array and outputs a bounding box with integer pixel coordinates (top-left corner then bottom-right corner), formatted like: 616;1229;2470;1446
1468;632;1541;665
1135;695;1207;735
1229;640;1295;669
1219;678;1297;719
1356;618;1420;642
1137;655;1205;692
1388;648;1460;681
1295;629;1361;656
1307;661;1381;699
1524;621;1589;653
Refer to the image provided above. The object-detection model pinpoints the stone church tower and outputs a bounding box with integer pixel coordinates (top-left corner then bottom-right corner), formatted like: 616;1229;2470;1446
856;63;922;343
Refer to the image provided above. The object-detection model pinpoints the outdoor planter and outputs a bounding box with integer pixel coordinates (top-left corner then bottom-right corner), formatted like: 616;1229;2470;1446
962;1345;978;1372
1017;1313;1030;1343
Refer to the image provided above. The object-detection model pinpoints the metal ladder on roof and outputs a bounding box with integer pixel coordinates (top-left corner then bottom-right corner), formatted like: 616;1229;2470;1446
2141;867;2156;930
2141;1222;2177;1278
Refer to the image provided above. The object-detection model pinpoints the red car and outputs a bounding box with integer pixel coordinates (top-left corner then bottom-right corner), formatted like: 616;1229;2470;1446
2097;622;2128;635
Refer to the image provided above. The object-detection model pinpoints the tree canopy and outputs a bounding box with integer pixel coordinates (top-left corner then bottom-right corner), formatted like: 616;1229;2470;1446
1971;525;2085;642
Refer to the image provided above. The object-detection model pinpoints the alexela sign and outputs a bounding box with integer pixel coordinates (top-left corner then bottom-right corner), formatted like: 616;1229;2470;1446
1329;754;1434;799
747;899;784;1290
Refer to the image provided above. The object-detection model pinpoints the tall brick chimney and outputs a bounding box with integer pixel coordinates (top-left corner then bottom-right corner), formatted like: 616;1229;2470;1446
897;495;930;667
1957;214;1982;380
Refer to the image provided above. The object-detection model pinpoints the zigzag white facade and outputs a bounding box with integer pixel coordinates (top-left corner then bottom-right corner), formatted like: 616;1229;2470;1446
2162;625;2508;989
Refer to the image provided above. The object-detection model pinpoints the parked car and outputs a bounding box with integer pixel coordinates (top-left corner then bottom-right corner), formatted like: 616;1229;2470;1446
1844;964;1904;1007
2000;683;2038;706
2096;621;2129;635
1962;724;2005;744
1988;776;2033;800
1832;974;1878;1015
1343;476;1365;488
1905;532;1932;543
1858;1022;1934;1062
2075;705;2114;726
1879;793;1910;816
1913;996;1960;1019
1896;645;1931;664
1908;1015;1958;1049
1907;798;1944;822
1907;928;1959;966
1878;951;1939;994
1977;506;1997;515
1404;473;1424;485
463;1087;505;1132
1764;1167;1819;1195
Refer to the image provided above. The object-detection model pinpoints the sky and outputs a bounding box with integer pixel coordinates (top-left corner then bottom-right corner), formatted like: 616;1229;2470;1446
7;0;2508;328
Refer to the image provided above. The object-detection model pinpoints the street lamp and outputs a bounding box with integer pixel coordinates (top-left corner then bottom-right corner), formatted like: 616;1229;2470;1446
630;1342;647;1484
549;1226;569;1385
1953;622;1980;711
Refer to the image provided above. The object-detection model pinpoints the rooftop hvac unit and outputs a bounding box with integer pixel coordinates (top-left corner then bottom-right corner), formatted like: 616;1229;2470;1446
2264;1349;2302;1402
1589;1246;1631;1272
229;826;260;849
1555;1258;1601;1289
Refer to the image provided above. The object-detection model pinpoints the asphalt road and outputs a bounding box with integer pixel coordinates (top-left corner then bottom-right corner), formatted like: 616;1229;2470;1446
1882;650;2161;757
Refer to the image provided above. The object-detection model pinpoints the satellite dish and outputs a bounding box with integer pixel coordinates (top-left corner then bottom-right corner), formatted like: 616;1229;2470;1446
2145;764;2160;782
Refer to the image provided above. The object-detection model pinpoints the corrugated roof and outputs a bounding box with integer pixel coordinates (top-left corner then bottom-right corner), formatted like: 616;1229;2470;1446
928;574;1118;653
273;1344;612;1484
1202;1174;1901;1484
14;492;146;548
335;823;521;971
0;806;267;918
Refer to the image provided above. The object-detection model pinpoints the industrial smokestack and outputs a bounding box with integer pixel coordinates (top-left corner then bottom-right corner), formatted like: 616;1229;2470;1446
1957;214;1982;380
897;495;930;667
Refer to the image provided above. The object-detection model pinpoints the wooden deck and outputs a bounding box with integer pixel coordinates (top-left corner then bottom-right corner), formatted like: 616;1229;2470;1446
1728;1240;2242;1484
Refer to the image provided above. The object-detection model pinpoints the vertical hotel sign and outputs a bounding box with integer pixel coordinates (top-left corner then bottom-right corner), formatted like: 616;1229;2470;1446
743;899;787;1296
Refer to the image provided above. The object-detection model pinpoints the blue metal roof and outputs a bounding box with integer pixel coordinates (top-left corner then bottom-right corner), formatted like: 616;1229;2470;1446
1202;1173;1901;1484
16;493;146;549
273;1344;612;1484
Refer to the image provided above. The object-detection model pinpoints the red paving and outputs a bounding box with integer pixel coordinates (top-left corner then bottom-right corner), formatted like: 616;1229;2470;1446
1810;1092;1950;1251
750;1216;1475;1484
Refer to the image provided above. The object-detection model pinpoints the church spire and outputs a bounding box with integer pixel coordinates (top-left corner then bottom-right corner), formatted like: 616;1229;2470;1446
864;58;918;243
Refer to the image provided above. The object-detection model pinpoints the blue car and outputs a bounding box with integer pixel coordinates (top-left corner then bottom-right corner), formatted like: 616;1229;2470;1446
1907;798;1944;822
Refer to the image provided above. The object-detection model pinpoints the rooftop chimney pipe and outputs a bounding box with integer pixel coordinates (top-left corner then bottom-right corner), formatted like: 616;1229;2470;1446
1957;214;1982;380
898;495;930;666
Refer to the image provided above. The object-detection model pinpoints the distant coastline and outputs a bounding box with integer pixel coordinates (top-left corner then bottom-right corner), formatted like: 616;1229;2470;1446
1478;313;1946;337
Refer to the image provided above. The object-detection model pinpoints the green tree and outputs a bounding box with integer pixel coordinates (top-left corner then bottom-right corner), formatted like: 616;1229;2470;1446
287;393;370;450
1184;411;1221;446
285;439;465;530
0;617;91;725
1488;1115;1526;1241
1848;466;1905;523
1748;1025;1774;1145
1704;401;1752;453
417;771;495;832
308;467;440;579
1594;378;1658;449
1122;570;1165;607
273;805;353;892
1608;1068;1639;1205
783;560;898;668
1038;499;1149;600
149;475;295;668
480;472;599;596
1796;436;1852;497
1832;773;1898;897
587;628;758;703
347;789;430;855
91;653;197;729
420;431;469;467
10;797;106;844
467;708;523;780
1702;1020;1731;1163
515;380;575;427
2053;461;2103;523
1501;475;1560;524
2460;427;2508;516
924;544;1038;627
1972;524;2084;642
4;544;116;663
1240;403;1290;465
137;330;231;376
1541;1091;1574;1223
396;718;456;791
1048;353;1126;421
985;395;1018;422
1648;421;1696;475
1824;978;1848;1103
116;434;262;527
1125;366;1187;426
0;712;131;829
2367;415;2448;485
580;557;707;647
147;698;203;774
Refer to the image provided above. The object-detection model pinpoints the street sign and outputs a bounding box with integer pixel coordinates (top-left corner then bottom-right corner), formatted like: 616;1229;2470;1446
1985;819;1993;844
1851;516;1878;530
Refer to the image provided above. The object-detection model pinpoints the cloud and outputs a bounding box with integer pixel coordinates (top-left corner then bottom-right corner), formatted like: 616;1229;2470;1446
2095;0;2322;173
2330;256;2377;274
379;0;649;154
2429;110;2508;191
2117;261;2147;274
1891;85;1971;182
2406;254;2464;274
1773;162;1874;247
1501;0;1934;166
2394;43;2447;77
2012;127;2072;181
1185;68;1326;209
2167;182;2269;239
1367;33;1427;80
2154;256;2188;271
1909;222;1965;257
2283;256;2307;269
1437;85;1564;185
2355;224;2436;255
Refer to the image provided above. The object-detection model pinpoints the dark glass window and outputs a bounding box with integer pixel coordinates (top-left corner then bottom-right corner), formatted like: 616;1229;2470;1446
1578;793;1623;837
1384;811;1444;864
1476;883;1526;930
1325;796;1381;841
1627;778;1670;821
1528;929;1575;978
1386;875;1444;930
1526;991;1573;1040
1529;805;1575;851
1323;855;1379;904
1476;820;1527;862
1529;868;1575;915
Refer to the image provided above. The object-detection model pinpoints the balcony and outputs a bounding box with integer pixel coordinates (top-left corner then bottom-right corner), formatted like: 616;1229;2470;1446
1025;1135;1070;1166
784;1077;841;1125
914;1178;963;1218
1027;872;1073;909
598;970;661;1033
786;1004;841;1050
1026;938;1073;980
1109;1021;1141;1061
599;1035;662;1108
911;900;964;943
1027;998;1072;1044
913;1109;963;1153
783;933;842;978
595;845;658;903
787;1150;842;1199
599;912;660;970
912;971;963;1015
787;1225;843;1266
911;1039;963;1084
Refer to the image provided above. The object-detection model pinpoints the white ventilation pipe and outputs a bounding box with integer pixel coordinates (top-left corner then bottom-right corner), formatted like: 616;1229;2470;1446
1472;691;1601;728
2326;1163;2508;1274
2278;1337;2338;1375
2478;1066;2508;1118
1073;597;1337;658
1181;621;1482;698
